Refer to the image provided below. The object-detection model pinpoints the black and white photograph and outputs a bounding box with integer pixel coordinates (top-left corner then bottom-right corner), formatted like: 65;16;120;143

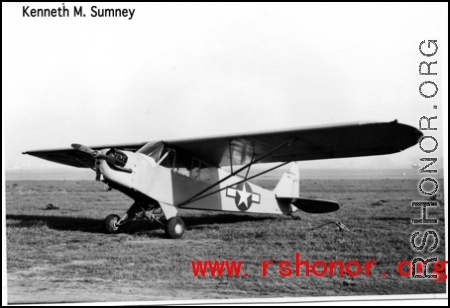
2;2;448;305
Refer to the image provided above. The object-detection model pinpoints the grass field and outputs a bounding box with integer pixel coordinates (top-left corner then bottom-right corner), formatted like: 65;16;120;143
5;177;447;303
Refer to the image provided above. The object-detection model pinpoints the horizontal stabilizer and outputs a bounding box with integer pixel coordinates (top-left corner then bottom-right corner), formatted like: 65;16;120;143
277;197;339;214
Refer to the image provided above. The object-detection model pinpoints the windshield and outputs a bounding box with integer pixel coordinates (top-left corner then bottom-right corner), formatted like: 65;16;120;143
136;141;164;161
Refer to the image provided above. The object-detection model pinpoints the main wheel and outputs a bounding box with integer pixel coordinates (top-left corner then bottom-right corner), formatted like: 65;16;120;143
165;217;185;239
104;214;120;234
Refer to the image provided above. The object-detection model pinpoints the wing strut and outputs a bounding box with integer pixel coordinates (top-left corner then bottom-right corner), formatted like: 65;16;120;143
245;152;255;180
228;141;234;174
179;161;291;205
178;138;295;206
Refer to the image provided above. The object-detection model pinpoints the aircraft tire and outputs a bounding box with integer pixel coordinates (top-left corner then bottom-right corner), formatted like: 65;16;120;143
165;217;185;239
104;214;120;234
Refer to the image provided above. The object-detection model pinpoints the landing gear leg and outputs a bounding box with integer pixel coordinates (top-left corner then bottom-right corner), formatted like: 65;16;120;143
103;201;158;234
103;201;185;238
158;201;185;239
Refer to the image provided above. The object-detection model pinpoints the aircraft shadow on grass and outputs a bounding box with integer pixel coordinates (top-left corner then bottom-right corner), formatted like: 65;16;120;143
6;213;280;235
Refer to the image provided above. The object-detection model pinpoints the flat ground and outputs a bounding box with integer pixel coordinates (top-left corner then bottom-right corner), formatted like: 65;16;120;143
5;177;446;304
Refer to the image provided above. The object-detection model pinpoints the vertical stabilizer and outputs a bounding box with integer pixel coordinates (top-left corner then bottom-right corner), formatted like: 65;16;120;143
274;162;299;198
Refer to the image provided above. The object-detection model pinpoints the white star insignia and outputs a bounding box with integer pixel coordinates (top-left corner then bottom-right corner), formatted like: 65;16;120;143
236;184;251;208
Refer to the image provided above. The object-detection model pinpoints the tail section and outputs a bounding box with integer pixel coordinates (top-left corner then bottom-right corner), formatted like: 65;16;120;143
274;162;340;214
277;197;339;213
274;162;299;198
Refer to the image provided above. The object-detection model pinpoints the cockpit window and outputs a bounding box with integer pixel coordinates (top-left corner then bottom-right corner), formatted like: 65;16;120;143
142;144;211;182
136;141;164;161
191;158;211;181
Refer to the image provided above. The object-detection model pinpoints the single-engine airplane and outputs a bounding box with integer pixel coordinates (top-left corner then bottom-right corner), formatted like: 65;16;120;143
23;120;422;239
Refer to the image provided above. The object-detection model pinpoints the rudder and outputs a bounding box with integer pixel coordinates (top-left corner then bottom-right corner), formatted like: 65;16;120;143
274;162;299;198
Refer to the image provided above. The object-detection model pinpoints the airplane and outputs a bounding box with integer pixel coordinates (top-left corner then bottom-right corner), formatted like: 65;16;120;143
23;120;422;239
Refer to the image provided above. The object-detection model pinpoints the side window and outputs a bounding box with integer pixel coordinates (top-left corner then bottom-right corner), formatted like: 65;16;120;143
175;166;191;177
190;165;200;179
190;159;211;182
173;151;191;177
198;163;211;181
162;150;211;182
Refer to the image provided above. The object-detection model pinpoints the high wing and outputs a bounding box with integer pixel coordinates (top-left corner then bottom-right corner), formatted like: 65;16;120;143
23;120;422;169
23;142;147;168
165;120;422;167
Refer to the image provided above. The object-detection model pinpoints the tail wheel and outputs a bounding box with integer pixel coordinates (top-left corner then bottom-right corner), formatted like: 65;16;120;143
104;214;120;234
165;217;185;239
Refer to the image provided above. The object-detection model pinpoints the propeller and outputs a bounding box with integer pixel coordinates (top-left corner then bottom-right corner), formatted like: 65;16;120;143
71;144;126;167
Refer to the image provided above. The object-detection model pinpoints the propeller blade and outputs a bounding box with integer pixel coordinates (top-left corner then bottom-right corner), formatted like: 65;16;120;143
95;152;126;167
71;143;95;155
71;144;126;167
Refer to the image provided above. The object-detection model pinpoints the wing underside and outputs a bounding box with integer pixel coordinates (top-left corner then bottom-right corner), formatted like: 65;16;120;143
23;142;147;168
166;120;422;167
23;121;422;169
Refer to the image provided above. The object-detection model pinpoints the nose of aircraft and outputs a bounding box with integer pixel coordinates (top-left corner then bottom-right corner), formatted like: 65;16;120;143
97;149;138;187
71;144;128;167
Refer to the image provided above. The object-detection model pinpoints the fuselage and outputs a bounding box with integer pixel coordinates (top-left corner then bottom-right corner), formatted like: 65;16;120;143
98;149;294;215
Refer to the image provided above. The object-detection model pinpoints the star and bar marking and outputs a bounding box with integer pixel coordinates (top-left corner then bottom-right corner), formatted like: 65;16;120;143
226;182;261;212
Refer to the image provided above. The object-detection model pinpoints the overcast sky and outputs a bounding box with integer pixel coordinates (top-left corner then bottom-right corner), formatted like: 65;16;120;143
2;3;447;171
